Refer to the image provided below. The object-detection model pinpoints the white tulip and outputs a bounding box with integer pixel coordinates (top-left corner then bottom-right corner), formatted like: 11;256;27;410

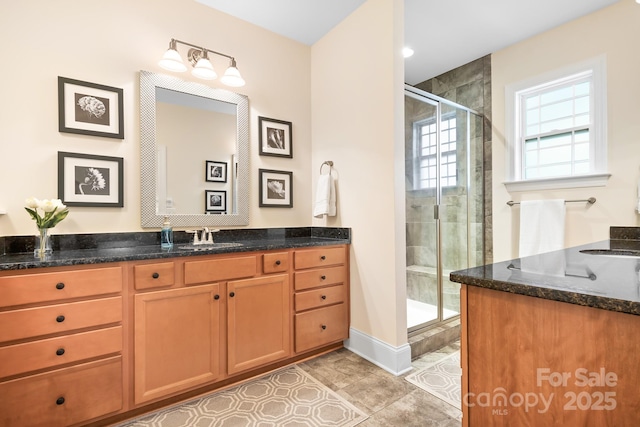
40;199;57;213
25;197;39;209
52;199;66;210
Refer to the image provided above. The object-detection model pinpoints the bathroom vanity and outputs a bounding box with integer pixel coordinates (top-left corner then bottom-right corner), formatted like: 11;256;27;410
0;227;350;427
451;227;640;426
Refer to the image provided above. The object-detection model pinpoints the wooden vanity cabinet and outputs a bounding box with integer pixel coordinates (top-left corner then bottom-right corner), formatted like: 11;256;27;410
0;265;124;427
0;244;349;426
461;284;640;426
133;251;293;404
293;246;349;353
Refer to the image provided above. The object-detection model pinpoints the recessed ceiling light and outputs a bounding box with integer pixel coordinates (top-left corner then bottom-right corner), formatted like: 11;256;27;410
403;47;414;58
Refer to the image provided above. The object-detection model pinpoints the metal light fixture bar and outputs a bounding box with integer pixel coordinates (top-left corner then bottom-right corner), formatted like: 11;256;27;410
158;38;245;87
171;38;234;62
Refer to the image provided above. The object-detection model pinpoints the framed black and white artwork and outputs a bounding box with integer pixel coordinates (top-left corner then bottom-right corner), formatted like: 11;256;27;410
58;151;124;207
205;160;227;183
58;76;124;139
259;169;293;208
205;190;227;213
258;116;292;158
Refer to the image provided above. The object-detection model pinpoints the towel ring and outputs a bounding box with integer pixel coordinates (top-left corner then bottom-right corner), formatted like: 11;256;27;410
320;161;333;174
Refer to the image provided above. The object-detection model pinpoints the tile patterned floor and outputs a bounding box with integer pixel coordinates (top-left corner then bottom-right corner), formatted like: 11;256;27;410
297;341;462;427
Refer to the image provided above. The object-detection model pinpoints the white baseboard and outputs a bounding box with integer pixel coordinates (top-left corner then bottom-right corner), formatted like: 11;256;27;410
344;327;412;376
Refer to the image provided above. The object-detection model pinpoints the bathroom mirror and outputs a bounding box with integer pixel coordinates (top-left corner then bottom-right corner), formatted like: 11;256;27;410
140;70;249;228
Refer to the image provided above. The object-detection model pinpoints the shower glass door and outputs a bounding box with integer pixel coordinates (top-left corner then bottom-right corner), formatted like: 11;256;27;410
405;86;484;333
405;95;440;329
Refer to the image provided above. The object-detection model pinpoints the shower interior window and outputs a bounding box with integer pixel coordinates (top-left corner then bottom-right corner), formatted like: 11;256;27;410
413;114;457;189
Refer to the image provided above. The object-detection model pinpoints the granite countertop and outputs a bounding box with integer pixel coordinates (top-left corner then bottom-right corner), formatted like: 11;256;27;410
450;227;640;316
0;227;351;271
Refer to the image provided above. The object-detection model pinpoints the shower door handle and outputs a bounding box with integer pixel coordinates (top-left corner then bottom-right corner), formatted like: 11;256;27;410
433;204;440;220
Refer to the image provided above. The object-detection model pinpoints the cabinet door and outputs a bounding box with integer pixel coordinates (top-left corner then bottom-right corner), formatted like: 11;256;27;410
134;284;221;404
227;274;290;375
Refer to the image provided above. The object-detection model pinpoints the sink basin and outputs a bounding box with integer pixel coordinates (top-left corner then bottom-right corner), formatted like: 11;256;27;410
579;249;640;258
176;242;244;251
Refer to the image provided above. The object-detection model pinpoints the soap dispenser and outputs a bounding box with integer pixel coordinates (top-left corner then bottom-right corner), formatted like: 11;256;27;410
161;216;173;249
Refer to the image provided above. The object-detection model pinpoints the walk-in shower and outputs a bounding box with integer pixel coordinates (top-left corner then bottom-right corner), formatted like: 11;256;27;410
404;85;484;334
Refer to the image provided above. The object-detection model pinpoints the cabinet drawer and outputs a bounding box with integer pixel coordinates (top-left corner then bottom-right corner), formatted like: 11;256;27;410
294;247;346;270
0;326;122;379
0;356;122;427
294;265;346;291
263;252;289;274
184;255;257;284
295;303;348;353
134;262;175;290
295;284;346;312
0;266;122;308
0;297;122;344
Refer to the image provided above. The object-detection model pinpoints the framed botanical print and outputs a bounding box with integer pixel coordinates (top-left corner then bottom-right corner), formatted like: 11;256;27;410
58;151;124;207
205;190;227;213
259;169;293;208
258;116;292;158
205;160;227;183
58;76;124;139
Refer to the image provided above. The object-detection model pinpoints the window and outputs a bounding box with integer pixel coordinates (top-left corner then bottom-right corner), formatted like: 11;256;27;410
414;114;457;189
505;57;609;191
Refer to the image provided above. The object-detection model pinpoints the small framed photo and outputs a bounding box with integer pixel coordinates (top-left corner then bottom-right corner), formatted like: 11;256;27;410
58;76;124;139
205;160;227;183
58;151;124;207
258;116;292;158
259;169;293;208
205;190;227;213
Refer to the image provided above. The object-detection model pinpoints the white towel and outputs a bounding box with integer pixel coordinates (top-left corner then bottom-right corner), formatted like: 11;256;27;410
313;174;336;218
519;199;566;277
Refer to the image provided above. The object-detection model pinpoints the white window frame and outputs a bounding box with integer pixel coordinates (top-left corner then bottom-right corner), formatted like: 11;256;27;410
504;56;610;192
413;113;457;190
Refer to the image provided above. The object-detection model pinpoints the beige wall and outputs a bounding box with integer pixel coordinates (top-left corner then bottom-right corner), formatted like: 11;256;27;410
311;0;407;346
0;0;311;235
492;0;640;262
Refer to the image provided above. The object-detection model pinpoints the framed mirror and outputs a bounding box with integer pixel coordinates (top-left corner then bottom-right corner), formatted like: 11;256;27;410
140;70;249;228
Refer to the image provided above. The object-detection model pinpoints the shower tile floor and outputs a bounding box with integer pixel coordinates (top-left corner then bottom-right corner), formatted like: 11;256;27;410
407;299;458;329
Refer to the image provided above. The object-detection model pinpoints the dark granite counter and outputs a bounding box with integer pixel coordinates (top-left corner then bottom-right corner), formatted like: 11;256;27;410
0;227;351;271
450;227;640;316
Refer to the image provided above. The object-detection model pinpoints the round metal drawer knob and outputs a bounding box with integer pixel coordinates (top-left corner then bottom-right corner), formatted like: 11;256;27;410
321;325;327;330
320;256;326;261
229;292;235;297
55;282;65;290
152;272;160;279
275;260;281;265
321;295;327;300
56;397;65;405
56;348;65;356
320;275;326;280
56;315;65;323
214;294;220;300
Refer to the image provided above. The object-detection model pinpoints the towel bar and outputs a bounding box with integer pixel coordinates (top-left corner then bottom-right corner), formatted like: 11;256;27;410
507;197;596;206
320;161;333;174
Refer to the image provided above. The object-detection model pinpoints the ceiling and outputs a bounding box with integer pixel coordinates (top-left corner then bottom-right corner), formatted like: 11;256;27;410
197;0;621;85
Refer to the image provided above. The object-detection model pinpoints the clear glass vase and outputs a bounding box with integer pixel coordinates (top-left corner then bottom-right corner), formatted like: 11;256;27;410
35;227;53;258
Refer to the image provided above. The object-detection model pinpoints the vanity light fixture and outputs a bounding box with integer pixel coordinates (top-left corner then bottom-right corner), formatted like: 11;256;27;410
158;38;245;87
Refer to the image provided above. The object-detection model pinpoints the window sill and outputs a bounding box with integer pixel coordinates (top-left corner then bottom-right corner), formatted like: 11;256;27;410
503;173;611;192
